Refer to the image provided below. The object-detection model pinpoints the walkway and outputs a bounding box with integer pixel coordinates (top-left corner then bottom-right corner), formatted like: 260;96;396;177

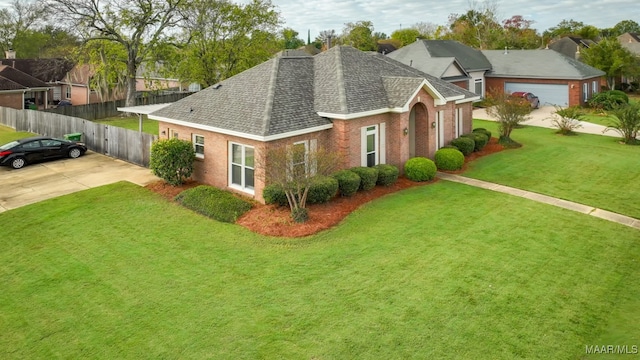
437;172;640;230
473;106;619;137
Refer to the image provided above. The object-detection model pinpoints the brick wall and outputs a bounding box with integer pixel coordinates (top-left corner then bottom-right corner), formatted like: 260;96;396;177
0;93;23;109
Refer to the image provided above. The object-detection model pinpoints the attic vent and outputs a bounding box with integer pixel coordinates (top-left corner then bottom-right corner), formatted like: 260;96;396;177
213;83;222;89
504;46;508;54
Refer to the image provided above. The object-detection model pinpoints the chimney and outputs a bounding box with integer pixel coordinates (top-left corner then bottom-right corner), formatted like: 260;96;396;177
5;49;16;59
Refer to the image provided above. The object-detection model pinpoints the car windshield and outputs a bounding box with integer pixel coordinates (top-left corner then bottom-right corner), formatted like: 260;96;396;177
0;141;19;150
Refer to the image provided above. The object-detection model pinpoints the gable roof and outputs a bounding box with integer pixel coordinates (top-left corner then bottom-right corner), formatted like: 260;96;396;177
0;65;49;91
150;46;478;141
388;40;492;74
621;32;640;42
548;37;595;58
481;49;605;79
0;58;74;83
621;41;640;56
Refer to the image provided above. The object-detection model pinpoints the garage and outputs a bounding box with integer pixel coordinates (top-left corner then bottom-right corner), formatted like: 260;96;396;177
505;83;569;107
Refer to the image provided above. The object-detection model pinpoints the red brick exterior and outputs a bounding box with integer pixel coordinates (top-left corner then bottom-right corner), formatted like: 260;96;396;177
485;76;605;106
159;88;474;203
0;92;23;109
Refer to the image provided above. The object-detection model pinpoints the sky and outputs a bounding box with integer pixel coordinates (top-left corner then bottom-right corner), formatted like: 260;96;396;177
267;0;638;40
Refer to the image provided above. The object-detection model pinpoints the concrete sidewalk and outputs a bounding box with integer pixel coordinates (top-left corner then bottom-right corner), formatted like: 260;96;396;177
473;106;620;137
437;172;640;230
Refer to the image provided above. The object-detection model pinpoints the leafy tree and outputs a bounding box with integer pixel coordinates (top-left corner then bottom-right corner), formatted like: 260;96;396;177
78;40;128;102
262;143;339;223
318;29;336;49
486;89;532;146
446;1;502;49
176;0;280;87
606;102;640;144
612;20;640;37
413;22;442;39
577;25;600;40
150;138;195;186
0;0;44;53
50;0;186;107
341;21;376;51
581;38;637;89
391;28;422;47
498;15;541;49
543;19;589;43
281;28;304;49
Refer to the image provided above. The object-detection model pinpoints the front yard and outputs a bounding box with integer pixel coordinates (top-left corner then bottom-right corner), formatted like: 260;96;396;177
1;181;638;359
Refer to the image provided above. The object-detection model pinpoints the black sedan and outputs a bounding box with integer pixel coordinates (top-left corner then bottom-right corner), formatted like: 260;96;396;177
0;136;87;169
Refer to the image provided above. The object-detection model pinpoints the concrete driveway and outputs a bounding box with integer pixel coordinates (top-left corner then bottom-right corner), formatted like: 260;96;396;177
473;106;618;137
0;151;160;213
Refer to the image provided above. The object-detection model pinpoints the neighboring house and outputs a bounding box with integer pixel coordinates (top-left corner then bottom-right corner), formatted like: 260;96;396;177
617;33;640;85
387;40;492;96
617;32;640;44
482;49;606;106
61;64;104;105
0;51;74;107
136;62;182;92
149;46;479;203
547;36;596;60
0;65;50;110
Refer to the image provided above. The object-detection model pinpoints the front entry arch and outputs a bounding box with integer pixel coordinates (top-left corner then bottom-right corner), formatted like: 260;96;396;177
409;103;429;158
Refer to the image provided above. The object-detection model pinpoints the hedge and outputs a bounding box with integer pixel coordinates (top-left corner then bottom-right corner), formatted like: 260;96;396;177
332;170;361;197
350;166;379;191
175;185;253;223
434;148;465;171
450;136;475;156
462;132;488;151
262;175;339;206
404;157;437;182
472;128;492;141
374;164;399;186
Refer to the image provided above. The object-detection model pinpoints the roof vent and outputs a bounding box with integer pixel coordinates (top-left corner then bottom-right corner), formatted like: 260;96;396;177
5;49;15;59
504;46;508;54
213;83;222;89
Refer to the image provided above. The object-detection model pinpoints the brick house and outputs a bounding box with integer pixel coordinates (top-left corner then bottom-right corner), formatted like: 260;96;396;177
149;46;479;203
0;65;50;109
481;50;606;106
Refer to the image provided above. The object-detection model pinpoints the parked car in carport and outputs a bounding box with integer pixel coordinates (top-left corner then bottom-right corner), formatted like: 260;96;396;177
0;136;87;169
510;91;540;109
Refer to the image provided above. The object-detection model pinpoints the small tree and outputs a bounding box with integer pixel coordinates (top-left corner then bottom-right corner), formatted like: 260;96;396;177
262;143;339;222
485;90;532;147
150;138;195;186
606;103;640;145
549;106;585;135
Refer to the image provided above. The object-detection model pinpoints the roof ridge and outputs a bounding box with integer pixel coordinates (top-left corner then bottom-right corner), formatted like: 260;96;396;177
334;46;348;113
261;57;280;135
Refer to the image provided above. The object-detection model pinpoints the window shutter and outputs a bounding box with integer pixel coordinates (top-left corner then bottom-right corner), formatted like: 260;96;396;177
360;126;367;167
379;123;386;164
310;139;317;175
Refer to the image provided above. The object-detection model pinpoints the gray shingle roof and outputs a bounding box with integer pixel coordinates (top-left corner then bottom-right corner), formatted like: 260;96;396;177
482;49;606;79
151;46;477;139
0;65;49;90
388;40;491;74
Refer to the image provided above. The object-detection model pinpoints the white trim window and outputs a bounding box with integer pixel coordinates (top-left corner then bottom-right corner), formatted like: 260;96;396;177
361;123;386;167
436;110;445;149
592;80;598;95
474;78;483;96
229;143;255;194
192;134;205;159
583;83;589;102
288;139;318;178
65;85;71;99
455;107;464;138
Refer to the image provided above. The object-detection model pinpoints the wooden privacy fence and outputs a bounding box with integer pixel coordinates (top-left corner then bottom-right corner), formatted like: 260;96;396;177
0;107;157;167
43;92;193;121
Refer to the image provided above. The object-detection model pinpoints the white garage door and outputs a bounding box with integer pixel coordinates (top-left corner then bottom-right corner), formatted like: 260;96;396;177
505;83;569;106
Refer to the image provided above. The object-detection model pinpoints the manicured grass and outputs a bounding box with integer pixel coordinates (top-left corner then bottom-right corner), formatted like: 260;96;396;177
581;112;616;127
95;115;159;135
469;120;640;218
0;125;36;144
1;181;638;358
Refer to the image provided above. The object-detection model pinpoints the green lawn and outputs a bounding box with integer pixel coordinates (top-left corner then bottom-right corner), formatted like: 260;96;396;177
95;115;159;135
0;125;35;144
469;120;640;218
1;181;638;359
581;112;616;126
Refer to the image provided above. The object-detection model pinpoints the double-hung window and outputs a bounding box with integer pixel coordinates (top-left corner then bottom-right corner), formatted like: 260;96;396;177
583;83;589;102
193;134;205;159
361;124;386;167
230;143;254;193
592;80;598;95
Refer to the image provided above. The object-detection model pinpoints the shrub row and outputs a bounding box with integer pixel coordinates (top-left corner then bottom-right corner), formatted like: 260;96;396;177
404;157;436;181
175;185;253;223
447;128;491;156
263;175;339;206
434;148;464;170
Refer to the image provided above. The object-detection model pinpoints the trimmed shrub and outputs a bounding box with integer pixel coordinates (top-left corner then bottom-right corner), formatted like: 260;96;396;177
450;136;475;156
374;164;399;186
462;132;488;151
473;127;492;140
434;148;465;171
263;184;288;206
350;166;379;191
404;157;437;182
150;138;195;186
588;90;629;110
175;185;253;223
307;175;339;204
332;170;361;197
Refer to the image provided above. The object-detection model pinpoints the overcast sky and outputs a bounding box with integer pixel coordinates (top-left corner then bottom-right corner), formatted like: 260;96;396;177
270;0;637;39
0;0;635;41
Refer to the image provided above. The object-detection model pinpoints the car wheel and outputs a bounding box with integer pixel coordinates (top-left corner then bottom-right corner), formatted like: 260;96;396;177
69;148;82;158
11;157;26;169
